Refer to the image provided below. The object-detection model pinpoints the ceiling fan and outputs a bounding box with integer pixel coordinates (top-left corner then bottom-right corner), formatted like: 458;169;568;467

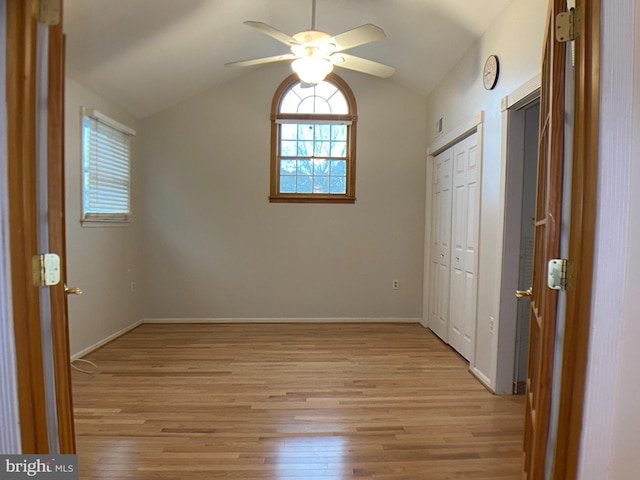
225;0;395;85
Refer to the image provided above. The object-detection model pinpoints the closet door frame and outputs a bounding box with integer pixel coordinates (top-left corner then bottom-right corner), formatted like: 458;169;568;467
424;112;484;362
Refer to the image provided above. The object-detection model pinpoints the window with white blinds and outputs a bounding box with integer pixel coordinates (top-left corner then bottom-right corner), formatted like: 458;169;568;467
81;109;136;224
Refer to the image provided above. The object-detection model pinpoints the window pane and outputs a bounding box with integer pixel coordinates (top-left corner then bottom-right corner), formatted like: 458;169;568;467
314;176;329;193
330;160;346;176
298;141;314;156
297;176;313;193
331;125;347;140
281;123;298;140
297;159;313;175
315;124;331;140
314;141;330;156
281;140;297;156
330;176;346;194
313;159;329;175
280;175;296;193
290;83;305;97
315;82;338;101
280;91;301;113
331;141;347;157
299;96;331;113
279;81;348;115
280;159;297;174
298;124;314;139
327;92;348;114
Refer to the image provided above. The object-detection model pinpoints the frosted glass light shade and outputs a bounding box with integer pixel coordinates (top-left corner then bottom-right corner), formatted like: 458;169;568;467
292;57;334;85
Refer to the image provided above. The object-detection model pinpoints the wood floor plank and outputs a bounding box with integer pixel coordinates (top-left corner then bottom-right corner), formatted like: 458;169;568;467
72;323;524;479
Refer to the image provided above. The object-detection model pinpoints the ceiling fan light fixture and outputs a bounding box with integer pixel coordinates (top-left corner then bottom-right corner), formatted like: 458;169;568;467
291;56;334;85
227;3;394;81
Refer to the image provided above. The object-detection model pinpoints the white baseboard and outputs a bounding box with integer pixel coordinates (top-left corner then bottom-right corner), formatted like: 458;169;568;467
142;317;421;324
71;320;142;360
470;366;495;393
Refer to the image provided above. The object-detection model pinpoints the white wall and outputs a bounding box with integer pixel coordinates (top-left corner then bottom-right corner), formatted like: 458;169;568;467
65;78;142;355
424;0;547;388
578;1;640;478
607;3;640;469
608;70;640;477
0;0;22;451
137;63;427;321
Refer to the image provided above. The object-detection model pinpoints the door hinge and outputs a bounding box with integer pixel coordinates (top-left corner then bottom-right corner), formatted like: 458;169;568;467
556;7;582;42
32;253;61;287
548;258;573;291
31;0;61;25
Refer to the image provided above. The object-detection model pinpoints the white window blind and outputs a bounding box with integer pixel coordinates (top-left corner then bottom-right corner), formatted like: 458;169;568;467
81;109;135;223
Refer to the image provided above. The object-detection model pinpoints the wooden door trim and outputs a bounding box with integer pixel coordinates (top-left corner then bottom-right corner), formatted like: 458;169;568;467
6;0;50;453
552;0;600;478
48;11;76;453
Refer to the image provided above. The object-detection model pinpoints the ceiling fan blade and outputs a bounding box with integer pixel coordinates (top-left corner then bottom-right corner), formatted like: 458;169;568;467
330;24;386;52
244;21;295;46
225;53;296;68
332;53;395;78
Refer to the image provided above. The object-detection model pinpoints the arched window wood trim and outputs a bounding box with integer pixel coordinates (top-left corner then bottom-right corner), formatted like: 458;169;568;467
269;73;358;203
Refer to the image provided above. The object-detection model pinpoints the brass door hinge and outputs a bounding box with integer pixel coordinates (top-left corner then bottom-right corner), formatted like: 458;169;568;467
31;0;61;25
548;258;573;291
32;253;61;287
556;7;582;42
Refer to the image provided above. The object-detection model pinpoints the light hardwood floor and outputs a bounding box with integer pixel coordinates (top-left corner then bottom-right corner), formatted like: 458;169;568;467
72;323;524;479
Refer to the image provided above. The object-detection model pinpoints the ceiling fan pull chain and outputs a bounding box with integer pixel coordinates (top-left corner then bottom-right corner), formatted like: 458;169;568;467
311;0;317;30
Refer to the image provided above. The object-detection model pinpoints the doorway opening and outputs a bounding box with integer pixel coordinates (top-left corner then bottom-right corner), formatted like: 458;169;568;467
496;90;541;395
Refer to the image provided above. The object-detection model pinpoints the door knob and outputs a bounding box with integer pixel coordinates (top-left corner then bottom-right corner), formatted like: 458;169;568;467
64;285;83;295
516;288;532;298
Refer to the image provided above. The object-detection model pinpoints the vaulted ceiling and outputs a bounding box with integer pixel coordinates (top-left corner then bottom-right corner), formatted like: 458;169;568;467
64;0;515;118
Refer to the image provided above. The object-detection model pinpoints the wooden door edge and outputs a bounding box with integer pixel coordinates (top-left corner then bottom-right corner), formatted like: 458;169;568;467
48;11;76;453
551;0;601;478
6;0;50;453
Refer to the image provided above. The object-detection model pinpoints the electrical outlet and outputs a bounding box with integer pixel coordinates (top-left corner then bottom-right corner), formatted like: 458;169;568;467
392;279;399;290
490;316;495;334
130;281;136;293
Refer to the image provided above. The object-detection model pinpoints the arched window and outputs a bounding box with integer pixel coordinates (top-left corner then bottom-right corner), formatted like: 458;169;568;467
269;73;357;203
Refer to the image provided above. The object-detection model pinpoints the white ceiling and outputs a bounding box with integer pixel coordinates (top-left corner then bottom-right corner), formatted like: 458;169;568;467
64;0;515;118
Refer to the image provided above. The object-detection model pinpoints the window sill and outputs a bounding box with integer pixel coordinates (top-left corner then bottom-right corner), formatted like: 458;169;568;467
269;194;356;204
80;219;130;228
